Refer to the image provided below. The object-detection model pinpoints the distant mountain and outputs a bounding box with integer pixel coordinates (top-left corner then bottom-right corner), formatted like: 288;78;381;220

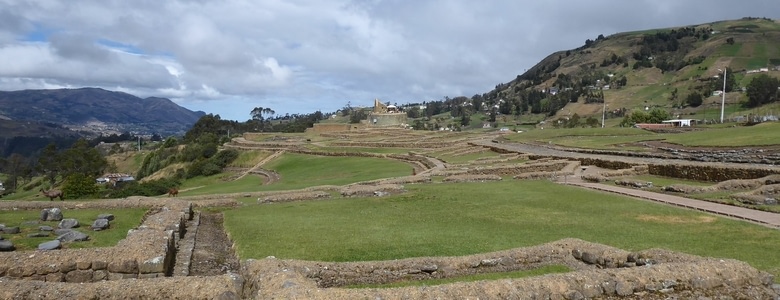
0;88;206;135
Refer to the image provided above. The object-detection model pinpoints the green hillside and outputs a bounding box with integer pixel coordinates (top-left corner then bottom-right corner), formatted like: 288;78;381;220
485;17;780;125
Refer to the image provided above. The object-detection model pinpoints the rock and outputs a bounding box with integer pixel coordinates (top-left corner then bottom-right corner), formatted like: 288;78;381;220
58;218;79;229
581;252;599;264
41;208;63;221
2;226;20;234
27;232;50;238
54;229;72;236
420;264;438;273
91;219;110;231
39;225;54;231
56;231;90;242
571;249;583;259
38;240;61;250
0;240;15;251
97;214;115;221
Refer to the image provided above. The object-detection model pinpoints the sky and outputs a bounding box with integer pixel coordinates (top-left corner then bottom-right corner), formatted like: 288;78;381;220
1;1;779;121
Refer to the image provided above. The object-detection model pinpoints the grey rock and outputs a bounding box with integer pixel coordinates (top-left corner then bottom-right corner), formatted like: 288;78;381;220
27;232;50;238
58;218;79;229
39;226;53;231
0;224;4;229
581;252;599;264
571;249;583;259
38;240;61;250
56;230;90;242
0;240;14;251
54;228;72;236
21;220;39;226
97;214;115;221
420;264;438;273
2;226;20;234
41;208;63;221
0;235;3;240
91;219;110;231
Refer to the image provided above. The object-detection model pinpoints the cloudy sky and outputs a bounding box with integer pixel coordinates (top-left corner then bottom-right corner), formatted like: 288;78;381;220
1;1;778;121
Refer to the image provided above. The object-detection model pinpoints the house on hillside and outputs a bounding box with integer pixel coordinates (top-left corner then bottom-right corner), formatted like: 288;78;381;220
96;173;136;186
662;119;696;127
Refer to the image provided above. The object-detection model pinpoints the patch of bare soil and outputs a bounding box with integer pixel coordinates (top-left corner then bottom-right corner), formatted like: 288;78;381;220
636;214;717;224
189;212;240;276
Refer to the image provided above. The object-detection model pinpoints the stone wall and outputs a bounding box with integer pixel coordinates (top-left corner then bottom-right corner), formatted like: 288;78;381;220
367;113;408;126
647;164;780;182
0;198;196;283
241;238;777;299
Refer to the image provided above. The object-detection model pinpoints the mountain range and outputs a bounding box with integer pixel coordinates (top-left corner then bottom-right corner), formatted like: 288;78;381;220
0;88;205;136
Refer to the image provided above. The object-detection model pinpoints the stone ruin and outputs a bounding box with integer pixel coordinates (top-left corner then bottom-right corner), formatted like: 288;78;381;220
0;196;777;299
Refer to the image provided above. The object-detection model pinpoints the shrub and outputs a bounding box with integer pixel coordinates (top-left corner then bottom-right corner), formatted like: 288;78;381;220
62;174;100;199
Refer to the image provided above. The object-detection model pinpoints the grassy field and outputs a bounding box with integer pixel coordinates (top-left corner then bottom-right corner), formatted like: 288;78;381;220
503;122;780;148
179;153;413;195
0;208;146;250
223;180;780;278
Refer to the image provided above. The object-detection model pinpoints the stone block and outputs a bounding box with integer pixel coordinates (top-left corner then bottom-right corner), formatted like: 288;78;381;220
92;260;108;270
139;256;166;274
108;272;138;281
76;261;92;270
108;259;138;274
45;272;64;282
65;269;93;283
59;262;77;273
36;264;58;275
92;270;108;281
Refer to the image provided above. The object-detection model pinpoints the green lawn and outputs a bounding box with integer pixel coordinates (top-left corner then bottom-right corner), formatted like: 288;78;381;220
180;153;413;195
0;208;146;250
223;180;780;278
662;122;780;146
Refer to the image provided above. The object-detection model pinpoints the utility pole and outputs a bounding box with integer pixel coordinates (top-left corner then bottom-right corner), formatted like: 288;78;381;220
720;68;727;123
602;100;606;128
138;136;141;151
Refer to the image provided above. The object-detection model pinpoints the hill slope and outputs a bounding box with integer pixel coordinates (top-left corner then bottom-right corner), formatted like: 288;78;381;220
0;88;206;135
483;17;780;124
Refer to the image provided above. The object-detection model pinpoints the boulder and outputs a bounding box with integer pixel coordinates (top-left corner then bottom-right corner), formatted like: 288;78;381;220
0;240;14;251
91;219;110;231
2;226;20;234
97;214;115;221
40;208;63;221
39;226;54;231
56;231;90;242
58;218;79;229
38;240;61;250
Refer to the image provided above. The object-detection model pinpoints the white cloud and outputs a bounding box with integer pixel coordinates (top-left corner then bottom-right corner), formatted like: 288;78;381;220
0;0;778;120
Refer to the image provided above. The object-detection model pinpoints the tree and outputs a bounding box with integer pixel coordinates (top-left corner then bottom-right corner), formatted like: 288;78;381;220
745;74;780;107
37;143;61;185
685;92;703;107
60;139;108;179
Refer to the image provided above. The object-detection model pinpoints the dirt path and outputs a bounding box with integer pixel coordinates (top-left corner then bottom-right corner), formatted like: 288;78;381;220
233;150;285;181
189;212;241;276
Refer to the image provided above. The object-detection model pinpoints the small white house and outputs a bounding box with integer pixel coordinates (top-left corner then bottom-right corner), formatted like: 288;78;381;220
662;119;696;127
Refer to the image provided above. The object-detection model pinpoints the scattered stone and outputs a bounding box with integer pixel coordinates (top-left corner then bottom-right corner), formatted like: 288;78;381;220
54;228;73;236
91;219;110;231
0;240;14;251
38;240;61;250
21;220;39;226
27;232;50;238
39;225;53;231
56;230;90;242
2;226;20;234
571;249;583;259
40;208;63;221
96;214;115;221
58;218;79;229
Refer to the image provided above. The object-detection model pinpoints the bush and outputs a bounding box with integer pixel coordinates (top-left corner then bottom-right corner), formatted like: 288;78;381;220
62;174;100;199
103;178;180;198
